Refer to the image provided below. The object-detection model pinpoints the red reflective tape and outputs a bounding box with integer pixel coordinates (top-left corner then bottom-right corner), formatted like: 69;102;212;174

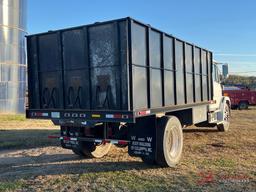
138;110;150;116
33;112;43;116
63;136;70;141
102;140;110;144
114;114;122;118
118;140;128;145
48;135;59;139
32;112;48;117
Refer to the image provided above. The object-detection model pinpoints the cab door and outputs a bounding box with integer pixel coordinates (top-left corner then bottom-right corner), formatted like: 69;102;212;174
210;64;223;110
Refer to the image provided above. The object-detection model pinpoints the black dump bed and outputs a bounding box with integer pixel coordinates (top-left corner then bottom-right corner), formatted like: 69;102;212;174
27;17;213;121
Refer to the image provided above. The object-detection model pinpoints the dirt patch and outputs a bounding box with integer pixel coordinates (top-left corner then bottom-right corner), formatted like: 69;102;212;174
0;109;255;191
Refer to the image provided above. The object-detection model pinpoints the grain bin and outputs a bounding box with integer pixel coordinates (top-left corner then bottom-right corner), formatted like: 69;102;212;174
0;0;27;113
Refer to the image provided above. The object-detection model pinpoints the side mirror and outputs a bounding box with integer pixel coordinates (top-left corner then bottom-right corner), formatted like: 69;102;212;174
222;64;229;79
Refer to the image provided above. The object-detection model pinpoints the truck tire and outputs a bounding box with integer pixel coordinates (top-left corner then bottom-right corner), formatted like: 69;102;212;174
238;101;248;110
217;103;230;132
141;156;156;165
156;116;183;167
72;142;112;158
72;148;87;157
85;142;112;158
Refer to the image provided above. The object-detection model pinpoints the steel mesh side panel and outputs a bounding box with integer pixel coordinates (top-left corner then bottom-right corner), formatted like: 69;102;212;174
208;52;213;100
119;21;129;110
131;23;148;109
28;20;129;111
163;36;175;106
89;23;125;110
175;40;185;105
149;30;162;108
62;29;90;109
194;47;202;102
201;50;208;101
38;33;64;109
185;44;194;104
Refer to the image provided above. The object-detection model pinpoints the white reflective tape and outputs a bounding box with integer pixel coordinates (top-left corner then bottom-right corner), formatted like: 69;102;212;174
95;139;102;143
42;113;49;117
70;138;77;141
110;140;119;144
106;114;114;118
51;112;60;118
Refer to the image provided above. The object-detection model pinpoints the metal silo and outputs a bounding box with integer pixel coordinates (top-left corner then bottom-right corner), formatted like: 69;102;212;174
0;0;27;113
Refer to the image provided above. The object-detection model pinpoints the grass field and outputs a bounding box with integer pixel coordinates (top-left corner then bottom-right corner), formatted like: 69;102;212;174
0;114;57;130
0;109;255;191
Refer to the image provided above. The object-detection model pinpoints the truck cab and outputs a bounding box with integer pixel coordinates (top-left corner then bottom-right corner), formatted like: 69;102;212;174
207;63;231;131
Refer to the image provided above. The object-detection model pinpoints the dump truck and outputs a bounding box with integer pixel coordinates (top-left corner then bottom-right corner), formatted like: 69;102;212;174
26;17;230;167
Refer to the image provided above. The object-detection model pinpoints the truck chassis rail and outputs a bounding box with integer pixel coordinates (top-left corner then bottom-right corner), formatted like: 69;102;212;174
48;135;129;145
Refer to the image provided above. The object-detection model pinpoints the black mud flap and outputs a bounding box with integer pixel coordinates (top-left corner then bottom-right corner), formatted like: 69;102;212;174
128;115;157;161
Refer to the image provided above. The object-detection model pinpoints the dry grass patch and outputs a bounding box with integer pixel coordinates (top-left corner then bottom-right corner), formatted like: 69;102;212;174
0;109;255;191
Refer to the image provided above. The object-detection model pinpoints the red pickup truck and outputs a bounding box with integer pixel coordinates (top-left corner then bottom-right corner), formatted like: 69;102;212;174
223;86;256;109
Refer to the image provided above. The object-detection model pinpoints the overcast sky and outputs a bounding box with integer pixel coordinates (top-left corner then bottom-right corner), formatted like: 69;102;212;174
28;0;256;76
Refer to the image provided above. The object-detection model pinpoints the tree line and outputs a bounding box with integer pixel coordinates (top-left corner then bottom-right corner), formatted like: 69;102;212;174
224;75;256;90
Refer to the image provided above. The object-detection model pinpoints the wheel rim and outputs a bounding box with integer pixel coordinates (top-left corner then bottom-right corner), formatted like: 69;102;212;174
166;125;181;159
91;143;111;158
224;105;230;122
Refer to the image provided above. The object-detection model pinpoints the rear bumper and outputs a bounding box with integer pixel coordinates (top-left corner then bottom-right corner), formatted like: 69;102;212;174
48;135;129;145
26;109;135;123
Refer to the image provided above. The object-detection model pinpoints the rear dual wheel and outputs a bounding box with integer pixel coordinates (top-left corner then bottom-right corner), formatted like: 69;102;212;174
60;126;112;158
141;116;183;167
72;142;112;158
157;116;183;167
